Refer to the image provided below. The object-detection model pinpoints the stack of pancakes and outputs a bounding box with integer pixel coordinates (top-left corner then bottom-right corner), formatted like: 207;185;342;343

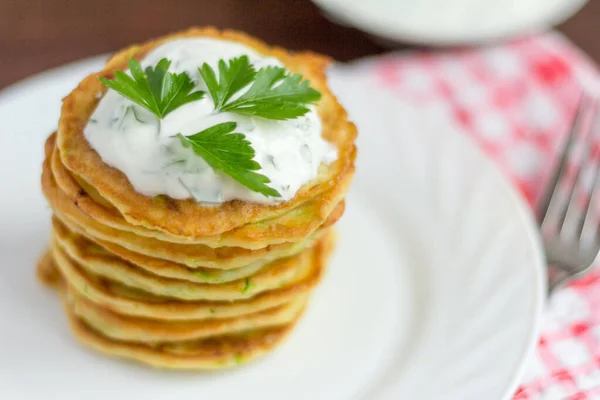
37;28;357;369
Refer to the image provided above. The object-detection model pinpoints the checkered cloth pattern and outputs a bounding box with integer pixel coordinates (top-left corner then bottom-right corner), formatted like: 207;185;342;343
370;32;600;399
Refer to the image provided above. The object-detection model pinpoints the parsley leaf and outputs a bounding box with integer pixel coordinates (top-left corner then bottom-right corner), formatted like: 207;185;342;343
200;61;321;120
177;122;280;198
99;58;205;119
222;66;321;119
199;56;256;110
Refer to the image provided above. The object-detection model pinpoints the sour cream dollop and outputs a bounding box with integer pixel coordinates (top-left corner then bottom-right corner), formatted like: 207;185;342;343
84;38;337;204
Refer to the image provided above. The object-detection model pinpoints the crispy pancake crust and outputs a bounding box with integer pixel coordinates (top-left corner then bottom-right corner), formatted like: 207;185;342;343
57;27;357;238
43;158;328;269
52;225;306;301
37;250;61;288
44;165;319;270
52;217;265;284
67;289;306;343
64;308;300;369
40;232;334;321
81;205;340;282
50;133;350;248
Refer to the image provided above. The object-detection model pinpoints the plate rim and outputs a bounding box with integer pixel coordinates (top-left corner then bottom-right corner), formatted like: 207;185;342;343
0;54;109;104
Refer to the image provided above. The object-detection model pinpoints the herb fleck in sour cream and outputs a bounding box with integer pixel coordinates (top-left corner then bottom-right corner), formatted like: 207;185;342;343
84;38;337;204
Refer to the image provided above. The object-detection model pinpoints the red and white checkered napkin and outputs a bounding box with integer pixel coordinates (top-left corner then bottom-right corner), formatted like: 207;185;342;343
369;32;600;399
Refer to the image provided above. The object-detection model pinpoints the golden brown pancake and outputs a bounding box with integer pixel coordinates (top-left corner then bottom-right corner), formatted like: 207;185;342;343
64;310;300;370
41;232;333;321
52;226;306;301
37;249;61;288
78;206;340;283
57;27;357;239
52;217;267;284
43;161;326;269
67;288;307;343
50;134;350;248
39;251;304;369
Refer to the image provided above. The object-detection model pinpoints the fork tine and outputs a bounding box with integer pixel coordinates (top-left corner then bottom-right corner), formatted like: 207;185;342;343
558;96;598;235
537;93;586;227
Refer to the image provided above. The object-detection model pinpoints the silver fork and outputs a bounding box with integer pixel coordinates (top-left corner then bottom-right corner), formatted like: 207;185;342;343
537;94;600;294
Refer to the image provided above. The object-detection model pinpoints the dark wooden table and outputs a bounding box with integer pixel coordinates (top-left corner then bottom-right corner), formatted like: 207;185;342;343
1;0;599;89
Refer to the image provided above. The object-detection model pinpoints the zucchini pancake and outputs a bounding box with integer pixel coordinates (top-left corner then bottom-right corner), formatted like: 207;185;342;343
38;27;356;370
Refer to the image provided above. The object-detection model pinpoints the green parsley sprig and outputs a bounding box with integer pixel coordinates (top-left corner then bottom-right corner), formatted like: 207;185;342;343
199;55;321;120
99;58;205;119
177;122;280;197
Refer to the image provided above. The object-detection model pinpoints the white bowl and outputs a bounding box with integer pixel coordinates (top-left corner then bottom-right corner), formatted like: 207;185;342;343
313;0;588;46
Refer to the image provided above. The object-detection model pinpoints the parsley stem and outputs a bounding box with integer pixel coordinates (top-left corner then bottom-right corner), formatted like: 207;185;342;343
156;118;162;137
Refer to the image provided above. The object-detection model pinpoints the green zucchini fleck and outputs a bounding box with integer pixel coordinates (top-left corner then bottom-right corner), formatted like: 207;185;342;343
241;278;251;293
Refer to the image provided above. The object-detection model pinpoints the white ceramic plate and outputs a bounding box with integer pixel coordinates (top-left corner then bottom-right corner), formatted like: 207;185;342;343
0;57;545;399
313;0;587;46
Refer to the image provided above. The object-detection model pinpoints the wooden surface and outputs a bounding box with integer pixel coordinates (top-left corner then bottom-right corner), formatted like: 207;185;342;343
0;0;599;89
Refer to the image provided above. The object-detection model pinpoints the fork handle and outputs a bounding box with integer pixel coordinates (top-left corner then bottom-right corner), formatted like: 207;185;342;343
547;264;571;296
